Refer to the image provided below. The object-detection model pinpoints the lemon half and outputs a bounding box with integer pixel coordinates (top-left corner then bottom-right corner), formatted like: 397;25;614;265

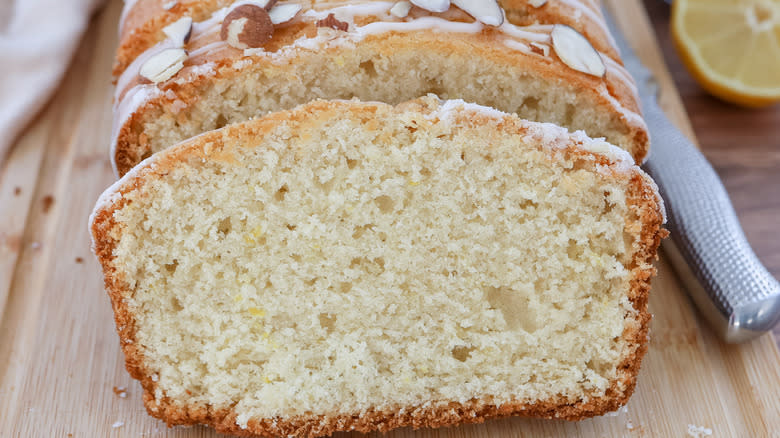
672;0;780;107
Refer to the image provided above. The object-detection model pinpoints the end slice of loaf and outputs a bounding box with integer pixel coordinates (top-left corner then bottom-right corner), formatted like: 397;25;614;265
91;97;666;438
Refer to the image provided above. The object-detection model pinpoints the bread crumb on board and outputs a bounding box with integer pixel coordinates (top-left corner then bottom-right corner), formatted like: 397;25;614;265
687;424;713;437
112;386;128;398
42;195;55;213
605;405;629;417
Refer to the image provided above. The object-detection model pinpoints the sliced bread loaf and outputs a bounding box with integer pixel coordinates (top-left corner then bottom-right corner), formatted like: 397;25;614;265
91;97;665;437
112;1;647;176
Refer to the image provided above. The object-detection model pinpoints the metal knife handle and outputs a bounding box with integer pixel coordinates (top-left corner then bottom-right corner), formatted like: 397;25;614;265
643;102;780;343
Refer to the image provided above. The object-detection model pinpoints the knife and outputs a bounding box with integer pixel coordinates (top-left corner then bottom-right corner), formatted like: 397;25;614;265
603;11;780;343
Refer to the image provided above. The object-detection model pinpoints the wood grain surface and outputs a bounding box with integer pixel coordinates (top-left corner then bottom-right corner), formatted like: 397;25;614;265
641;0;780;342
0;1;778;437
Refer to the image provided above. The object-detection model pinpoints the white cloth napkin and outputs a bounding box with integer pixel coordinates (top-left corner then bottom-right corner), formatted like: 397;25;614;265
0;0;105;166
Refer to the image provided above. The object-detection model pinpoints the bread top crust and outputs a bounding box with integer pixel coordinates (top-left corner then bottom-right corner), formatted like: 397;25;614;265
91;97;666;437
116;0;618;78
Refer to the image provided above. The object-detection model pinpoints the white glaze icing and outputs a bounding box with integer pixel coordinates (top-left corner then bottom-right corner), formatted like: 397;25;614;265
601;89;646;131
188;41;226;58
498;23;552;43
302;2;397;20
502;39;534;55
603;55;638;96
359;15;481;36
433;98;508;123
555;0;617;48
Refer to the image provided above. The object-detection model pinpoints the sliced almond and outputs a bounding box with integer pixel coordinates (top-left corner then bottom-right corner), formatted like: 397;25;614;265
529;0;547;7
551;24;606;77
162;1;178;10
221;5;274;49
390;1;413;18
410;0;451;13
451;0;504;26
139;48;188;83
162;16;193;46
529;41;549;56
268;3;301;25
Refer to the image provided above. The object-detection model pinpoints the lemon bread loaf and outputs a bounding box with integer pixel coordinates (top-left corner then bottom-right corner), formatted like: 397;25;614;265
111;0;648;176
91;97;665;437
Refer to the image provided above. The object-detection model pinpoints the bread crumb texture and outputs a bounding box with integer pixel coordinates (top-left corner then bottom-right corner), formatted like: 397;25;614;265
99;99;661;436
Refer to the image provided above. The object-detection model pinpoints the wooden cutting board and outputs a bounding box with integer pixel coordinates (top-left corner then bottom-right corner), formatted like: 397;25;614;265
1;1;778;436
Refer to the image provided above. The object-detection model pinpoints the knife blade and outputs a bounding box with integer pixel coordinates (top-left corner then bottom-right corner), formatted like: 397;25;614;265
603;10;780;343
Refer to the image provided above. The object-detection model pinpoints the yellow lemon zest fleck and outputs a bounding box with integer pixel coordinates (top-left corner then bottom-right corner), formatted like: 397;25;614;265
233;294;244;303
251;225;265;238
586;249;603;267
334;56;345;66
263;375;272;384
248;307;266;317
262;331;270;340
244;235;255;244
409;180;420;186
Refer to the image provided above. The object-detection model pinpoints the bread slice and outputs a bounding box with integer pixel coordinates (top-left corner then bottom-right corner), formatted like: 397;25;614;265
115;0;619;78
91;97;665;437
112;1;648;176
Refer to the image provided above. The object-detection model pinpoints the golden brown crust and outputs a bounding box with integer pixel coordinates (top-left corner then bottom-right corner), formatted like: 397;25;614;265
92;98;665;438
115;0;619;78
113;24;647;176
144;392;627;437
